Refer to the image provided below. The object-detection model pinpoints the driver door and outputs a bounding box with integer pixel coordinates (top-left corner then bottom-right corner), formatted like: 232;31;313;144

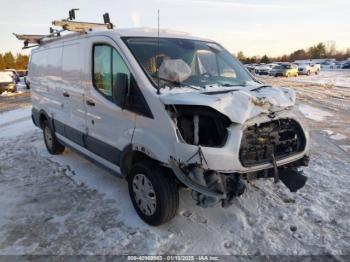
84;36;136;166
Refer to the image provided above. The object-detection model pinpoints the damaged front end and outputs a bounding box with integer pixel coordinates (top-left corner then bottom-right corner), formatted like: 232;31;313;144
169;159;247;207
162;86;310;208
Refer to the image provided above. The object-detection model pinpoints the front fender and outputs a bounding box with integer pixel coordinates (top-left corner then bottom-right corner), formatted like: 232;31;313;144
131;127;175;164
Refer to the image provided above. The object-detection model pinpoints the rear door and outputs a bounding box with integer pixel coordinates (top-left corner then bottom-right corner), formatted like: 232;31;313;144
83;36;136;165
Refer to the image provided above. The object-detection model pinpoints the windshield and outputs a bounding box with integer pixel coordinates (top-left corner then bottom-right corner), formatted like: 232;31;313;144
123;37;255;89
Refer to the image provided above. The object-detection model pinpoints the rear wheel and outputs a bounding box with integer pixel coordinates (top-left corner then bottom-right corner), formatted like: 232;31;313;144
128;161;179;226
42;121;65;155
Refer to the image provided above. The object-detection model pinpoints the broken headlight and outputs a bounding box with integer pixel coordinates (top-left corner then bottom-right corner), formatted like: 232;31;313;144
167;105;231;147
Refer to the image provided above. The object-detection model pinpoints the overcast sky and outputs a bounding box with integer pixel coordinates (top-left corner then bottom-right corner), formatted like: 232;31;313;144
0;0;349;56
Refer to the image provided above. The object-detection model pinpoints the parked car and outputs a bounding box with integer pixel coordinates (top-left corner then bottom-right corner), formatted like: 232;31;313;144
333;61;345;69
253;64;271;75
0;71;16;94
342;62;350;69
28;26;310;226
321;61;335;70
296;63;320;75
245;63;258;73
23;70;30;89
5;69;20;83
269;63;298;77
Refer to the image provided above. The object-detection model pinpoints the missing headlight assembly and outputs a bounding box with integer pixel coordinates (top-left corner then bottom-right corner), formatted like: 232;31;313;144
166;105;231;147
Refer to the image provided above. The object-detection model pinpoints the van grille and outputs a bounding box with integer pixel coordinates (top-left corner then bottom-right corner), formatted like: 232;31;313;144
239;119;306;167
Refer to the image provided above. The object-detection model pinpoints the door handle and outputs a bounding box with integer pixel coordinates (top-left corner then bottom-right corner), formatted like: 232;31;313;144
86;99;95;106
63;92;70;97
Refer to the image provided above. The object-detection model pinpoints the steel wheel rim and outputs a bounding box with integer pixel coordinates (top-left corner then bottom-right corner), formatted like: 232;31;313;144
44;126;53;149
132;174;157;216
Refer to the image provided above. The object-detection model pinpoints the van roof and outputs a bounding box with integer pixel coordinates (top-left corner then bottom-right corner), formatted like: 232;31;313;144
34;27;213;49
115;27;211;41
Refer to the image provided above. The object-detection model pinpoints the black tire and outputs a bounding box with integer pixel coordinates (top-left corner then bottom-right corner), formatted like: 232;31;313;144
42;120;65;155
128;161;179;226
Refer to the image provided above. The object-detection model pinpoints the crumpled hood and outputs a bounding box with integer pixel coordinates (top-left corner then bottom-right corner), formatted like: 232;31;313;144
160;86;296;124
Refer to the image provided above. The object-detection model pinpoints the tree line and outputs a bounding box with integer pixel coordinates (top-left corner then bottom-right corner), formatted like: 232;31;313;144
236;42;350;64
0;52;29;70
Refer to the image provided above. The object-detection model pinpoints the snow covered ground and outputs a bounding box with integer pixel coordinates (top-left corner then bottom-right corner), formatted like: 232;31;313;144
294;70;350;88
259;70;350;88
0;72;349;256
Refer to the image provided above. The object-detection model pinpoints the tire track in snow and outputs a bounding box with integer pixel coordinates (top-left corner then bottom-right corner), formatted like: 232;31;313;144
0;116;30;129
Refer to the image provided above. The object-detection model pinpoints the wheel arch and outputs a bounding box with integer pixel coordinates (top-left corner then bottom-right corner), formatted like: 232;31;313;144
120;145;160;179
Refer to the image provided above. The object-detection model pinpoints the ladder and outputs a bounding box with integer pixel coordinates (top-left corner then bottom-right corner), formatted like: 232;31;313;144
14;9;114;49
52;19;112;32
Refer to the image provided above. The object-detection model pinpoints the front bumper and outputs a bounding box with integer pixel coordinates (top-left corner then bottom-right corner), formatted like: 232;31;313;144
173;113;309;173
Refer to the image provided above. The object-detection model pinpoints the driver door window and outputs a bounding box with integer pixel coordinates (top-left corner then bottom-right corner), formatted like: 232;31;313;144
93;44;131;100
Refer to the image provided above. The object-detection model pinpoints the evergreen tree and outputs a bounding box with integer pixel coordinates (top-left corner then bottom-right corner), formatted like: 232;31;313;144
260;55;270;64
3;52;15;69
15;53;29;70
236;51;245;62
0;54;5;70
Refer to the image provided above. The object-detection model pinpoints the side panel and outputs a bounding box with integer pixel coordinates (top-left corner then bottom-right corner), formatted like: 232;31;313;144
30;45;64;121
60;39;87;143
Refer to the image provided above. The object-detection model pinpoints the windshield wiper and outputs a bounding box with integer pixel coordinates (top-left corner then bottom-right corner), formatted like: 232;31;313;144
250;85;272;92
220;83;243;87
156;76;182;86
156;76;204;90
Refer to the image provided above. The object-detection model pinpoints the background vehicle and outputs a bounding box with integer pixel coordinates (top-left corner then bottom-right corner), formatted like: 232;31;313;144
269;63;298;77
0;71;16;94
321;61;335;70
245;63;258;73
254;63;278;75
296;63;320;75
4;69;20;83
23;70;30;89
342;62;350;69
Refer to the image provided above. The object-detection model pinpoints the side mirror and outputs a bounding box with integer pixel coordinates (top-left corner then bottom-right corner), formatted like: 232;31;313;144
112;73;129;109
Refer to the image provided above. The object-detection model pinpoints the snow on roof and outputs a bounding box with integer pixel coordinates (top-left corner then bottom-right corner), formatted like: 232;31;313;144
114;27;210;40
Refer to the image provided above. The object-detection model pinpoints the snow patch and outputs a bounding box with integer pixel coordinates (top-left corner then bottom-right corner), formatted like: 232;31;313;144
339;145;350;153
294;70;350;88
0;91;22;97
330;133;347;141
322;130;334;135
298;104;333;122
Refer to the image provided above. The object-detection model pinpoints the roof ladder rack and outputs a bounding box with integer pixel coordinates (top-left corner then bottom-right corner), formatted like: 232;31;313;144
13;9;114;49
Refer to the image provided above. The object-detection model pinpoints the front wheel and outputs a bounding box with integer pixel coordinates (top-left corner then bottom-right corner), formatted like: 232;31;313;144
128;161;179;226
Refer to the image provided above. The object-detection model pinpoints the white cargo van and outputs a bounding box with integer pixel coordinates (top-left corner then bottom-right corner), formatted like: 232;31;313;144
25;23;310;225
